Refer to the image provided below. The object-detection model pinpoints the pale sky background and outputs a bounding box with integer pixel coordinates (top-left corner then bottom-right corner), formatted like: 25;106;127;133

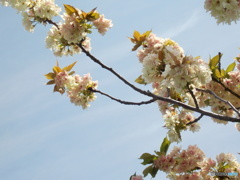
0;1;240;180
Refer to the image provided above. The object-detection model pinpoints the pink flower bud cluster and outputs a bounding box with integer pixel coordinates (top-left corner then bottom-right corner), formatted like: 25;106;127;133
55;71;98;109
204;0;240;24
0;0;61;32
153;145;240;179
154;145;205;174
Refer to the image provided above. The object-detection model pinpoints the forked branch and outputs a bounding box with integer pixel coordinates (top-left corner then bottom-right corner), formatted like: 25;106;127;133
78;41;240;123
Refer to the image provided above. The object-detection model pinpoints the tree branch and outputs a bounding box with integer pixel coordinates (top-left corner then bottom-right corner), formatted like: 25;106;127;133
46;19;59;29
89;88;156;106
196;88;240;117
212;77;240;99
187;114;204;125
78;42;240;123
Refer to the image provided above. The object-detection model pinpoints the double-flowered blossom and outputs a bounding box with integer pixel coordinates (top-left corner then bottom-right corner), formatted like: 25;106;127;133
132;30;240;139
0;0;31;11
0;0;61;31
137;33;212;94
45;25;91;56
55;72;98;109
163;109;200;143
33;0;61;20
92;14;113;35
1;1;112;56
45;5;112;56
45;62;98;109
132;31;213;142
204;0;240;24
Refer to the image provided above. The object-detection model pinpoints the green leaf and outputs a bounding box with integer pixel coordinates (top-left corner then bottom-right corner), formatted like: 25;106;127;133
135;75;147;85
139;153;157;165
85;8;100;21
214;69;221;78
209;54;220;70
64;4;79;16
226;62;236;73
142;165;158;178
220;69;225;77
160;137;171;155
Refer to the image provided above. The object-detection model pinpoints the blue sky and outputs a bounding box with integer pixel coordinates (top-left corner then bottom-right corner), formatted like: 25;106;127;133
0;0;240;180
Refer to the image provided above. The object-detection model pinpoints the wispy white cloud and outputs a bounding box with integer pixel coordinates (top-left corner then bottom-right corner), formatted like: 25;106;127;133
162;10;200;38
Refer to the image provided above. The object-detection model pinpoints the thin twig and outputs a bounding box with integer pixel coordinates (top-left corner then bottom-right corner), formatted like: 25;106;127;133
78;42;240;123
187;84;199;109
196;88;240;117
187;114;204;125
89;88;156;105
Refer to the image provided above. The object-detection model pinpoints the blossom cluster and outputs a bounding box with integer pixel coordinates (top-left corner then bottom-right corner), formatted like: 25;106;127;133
138;33;212;94
163;109;200;142
1;1;113;56
54;71;98;109
135;32;213;142
0;0;61;32
133;31;240;141
45;6;113;56
45;62;98;109
205;70;240;124
204;0;240;24
153;145;240;180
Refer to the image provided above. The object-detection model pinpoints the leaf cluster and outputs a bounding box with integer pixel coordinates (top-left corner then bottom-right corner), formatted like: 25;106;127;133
64;4;100;34
129;30;151;51
209;53;236;79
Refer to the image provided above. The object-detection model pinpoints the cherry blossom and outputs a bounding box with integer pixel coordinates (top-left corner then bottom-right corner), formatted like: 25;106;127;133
204;0;240;24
